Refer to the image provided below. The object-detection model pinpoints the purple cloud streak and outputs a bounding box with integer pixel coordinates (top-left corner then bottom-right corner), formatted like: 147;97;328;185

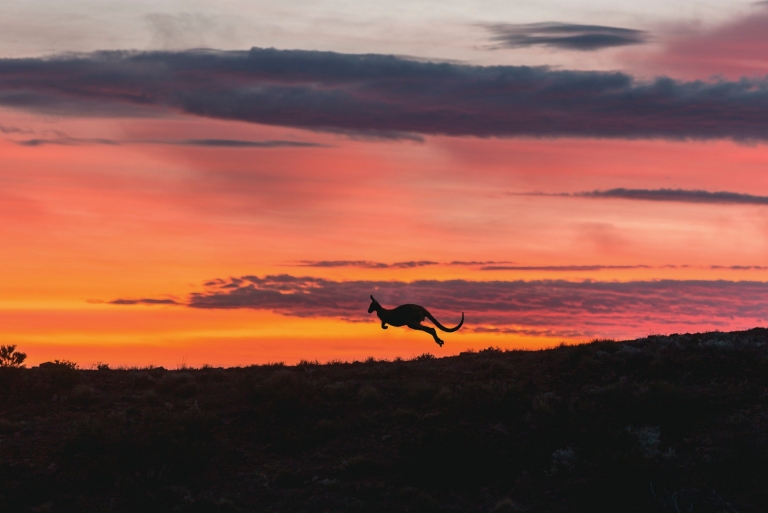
3;48;768;140
109;275;768;339
485;22;647;51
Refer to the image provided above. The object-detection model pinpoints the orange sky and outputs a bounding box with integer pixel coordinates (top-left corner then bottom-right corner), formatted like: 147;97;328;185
2;106;768;367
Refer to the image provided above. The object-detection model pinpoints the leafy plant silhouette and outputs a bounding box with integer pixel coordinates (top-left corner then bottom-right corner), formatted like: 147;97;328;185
38;359;81;389
0;344;26;368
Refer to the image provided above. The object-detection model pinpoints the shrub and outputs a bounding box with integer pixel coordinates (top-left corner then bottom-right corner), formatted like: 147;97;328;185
39;360;80;389
0;345;27;368
549;447;576;475
627;425;661;458
491;498;526;512
357;384;381;404
52;359;77;369
130;371;155;389
69;384;101;407
406;380;437;401
0;418;23;434
157;372;194;395
174;381;199;399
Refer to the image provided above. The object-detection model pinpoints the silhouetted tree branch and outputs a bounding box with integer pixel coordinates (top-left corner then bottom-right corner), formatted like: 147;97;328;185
0;344;26;368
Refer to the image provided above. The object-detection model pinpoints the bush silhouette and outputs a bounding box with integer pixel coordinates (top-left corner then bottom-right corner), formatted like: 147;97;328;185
39;359;80;389
0;344;26;368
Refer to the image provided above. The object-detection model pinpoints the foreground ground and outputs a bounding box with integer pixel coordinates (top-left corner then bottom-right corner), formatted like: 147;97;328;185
1;329;767;513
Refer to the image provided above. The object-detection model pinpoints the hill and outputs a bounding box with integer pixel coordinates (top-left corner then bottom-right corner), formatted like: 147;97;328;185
1;329;767;512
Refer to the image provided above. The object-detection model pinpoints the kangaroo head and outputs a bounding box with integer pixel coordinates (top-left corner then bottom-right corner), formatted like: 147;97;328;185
368;295;380;313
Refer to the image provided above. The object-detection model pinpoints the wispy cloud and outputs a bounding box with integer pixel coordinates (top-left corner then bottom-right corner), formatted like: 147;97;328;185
296;260;512;268
313;127;424;142
3;48;768;140
480;265;650;271
711;265;768;270
519;189;768;205
449;261;514;266
634;2;768;80
17;137;119;147
298;260;439;269
0;124;34;134
485;22;648;51
14;137;325;148
107;274;768;339
170;139;325;148
577;188;768;205
109;298;179;305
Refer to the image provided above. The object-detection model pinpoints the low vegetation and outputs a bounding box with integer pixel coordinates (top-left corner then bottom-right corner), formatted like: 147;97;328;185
0;345;26;368
1;329;767;512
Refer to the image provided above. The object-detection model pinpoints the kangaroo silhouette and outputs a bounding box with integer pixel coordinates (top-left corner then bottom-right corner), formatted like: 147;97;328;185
368;295;464;346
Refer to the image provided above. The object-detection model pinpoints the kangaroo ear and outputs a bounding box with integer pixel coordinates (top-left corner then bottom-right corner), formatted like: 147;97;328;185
370;295;374;300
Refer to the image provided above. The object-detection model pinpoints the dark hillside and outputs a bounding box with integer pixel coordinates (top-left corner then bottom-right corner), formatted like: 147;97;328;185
1;329;768;512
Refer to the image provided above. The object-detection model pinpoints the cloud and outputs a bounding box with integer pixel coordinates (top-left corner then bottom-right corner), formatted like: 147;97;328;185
109;298;179;305
480;265;650;271
297;260;512;269
169;139;324;148
313;127;424;142
485;22;648;51
296;260;515;269
298;260;439;269
14;137;324;148
633;3;768;79
449;261;514;266
710;265;768;270
578;188;768;205
109;274;768;339
17;137;119;147
0;124;33;134
520;189;768;205
3;48;768;140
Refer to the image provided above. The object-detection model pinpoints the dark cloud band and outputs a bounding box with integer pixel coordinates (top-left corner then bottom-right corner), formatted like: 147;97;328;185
520;189;768;205
14;137;324;148
480;265;650;271
485;22;648;51
577;188;768;205
296;260;513;268
298;260;439;269
0;124;34;134
711;265;768;270
109;274;768;338
109;298;179;305
3;48;768;140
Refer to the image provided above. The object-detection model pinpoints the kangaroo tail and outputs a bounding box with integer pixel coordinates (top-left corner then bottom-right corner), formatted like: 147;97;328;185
425;310;464;332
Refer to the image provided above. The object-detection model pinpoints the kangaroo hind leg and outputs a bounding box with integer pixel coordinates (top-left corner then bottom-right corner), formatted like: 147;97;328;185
408;323;444;347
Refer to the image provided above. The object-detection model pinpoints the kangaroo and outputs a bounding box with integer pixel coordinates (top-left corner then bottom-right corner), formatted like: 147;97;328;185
367;295;464;346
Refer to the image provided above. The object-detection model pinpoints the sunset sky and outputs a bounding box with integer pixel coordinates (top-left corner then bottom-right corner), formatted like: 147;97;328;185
3;0;768;367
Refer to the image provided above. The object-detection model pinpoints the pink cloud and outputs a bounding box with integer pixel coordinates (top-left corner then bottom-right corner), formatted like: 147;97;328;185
632;4;768;80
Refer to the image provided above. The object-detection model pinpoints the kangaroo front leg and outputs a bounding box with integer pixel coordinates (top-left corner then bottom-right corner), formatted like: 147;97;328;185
381;321;388;329
408;323;444;346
